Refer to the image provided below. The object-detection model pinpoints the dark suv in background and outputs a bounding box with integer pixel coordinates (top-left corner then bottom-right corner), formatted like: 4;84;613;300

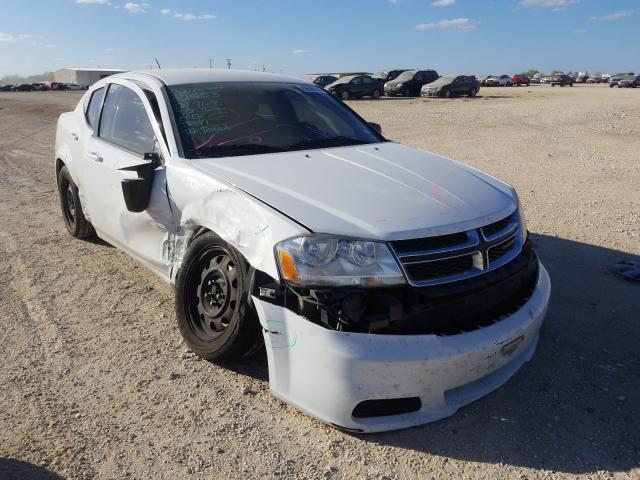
373;69;407;84
324;75;383;100
313;75;338;89
550;74;573;87
384;69;439;96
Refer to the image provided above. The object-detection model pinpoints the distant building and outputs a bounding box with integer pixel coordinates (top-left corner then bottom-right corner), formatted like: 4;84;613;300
54;68;125;86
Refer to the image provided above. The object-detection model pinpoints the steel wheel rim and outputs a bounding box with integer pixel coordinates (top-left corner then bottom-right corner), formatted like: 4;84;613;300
62;181;76;226
190;248;240;342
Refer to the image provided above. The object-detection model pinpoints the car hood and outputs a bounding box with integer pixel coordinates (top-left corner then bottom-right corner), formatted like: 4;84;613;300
191;142;517;240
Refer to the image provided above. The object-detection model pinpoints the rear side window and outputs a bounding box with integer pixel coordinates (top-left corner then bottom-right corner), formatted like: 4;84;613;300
99;84;156;155
86;87;105;130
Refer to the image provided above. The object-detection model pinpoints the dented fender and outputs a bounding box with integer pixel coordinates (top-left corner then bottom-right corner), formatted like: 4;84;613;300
165;156;307;282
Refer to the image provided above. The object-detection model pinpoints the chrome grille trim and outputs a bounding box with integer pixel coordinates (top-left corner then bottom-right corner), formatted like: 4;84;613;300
390;212;522;287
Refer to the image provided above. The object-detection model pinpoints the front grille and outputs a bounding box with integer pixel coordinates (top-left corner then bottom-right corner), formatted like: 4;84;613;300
391;211;521;287
405;254;475;282
482;213;516;239
393;231;469;254
488;235;516;265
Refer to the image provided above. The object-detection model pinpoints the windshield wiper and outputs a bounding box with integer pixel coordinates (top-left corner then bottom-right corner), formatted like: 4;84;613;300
190;143;285;159
285;136;369;152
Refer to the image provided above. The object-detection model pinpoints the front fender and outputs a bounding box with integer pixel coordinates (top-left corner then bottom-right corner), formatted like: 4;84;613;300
166;157;307;281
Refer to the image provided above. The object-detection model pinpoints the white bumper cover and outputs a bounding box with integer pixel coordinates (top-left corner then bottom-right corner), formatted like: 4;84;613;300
253;262;551;433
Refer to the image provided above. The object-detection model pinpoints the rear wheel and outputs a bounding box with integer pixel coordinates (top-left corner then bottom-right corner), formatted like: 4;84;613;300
57;165;94;239
469;88;477;97
175;232;262;361
372;89;380;99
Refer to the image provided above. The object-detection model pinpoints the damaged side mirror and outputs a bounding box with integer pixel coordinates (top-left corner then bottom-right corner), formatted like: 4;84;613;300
120;152;161;213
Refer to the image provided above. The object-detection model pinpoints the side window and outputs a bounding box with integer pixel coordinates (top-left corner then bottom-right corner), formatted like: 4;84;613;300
99;84;156;155
352;77;362;85
85;87;105;130
362;77;372;84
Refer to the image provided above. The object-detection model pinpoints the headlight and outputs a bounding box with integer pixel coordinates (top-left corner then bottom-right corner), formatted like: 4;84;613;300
275;235;406;287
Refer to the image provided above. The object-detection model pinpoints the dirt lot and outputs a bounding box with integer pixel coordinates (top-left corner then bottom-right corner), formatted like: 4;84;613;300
0;84;638;480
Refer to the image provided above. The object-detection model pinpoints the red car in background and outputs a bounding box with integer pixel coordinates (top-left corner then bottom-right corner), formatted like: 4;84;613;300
512;74;530;86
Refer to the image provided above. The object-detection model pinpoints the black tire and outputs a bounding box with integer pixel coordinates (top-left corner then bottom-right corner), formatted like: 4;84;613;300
469;87;477;97
57;165;94;239
403;88;410;97
443;89;451;98
175;232;262;361
372;89;380;99
341;90;350;101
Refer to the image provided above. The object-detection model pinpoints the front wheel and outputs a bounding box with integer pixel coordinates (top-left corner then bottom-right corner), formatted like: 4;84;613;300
58;165;94;239
341;90;350;100
175;232;262;360
469;88;477;97
372;89;380;99
443;89;451;98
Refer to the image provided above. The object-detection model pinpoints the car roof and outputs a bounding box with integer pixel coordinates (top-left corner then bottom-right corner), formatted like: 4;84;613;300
115;68;306;86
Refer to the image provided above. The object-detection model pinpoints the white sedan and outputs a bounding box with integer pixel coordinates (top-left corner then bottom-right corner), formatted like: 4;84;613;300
55;69;550;432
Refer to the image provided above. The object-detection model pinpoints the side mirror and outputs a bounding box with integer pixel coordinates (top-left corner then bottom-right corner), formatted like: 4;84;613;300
368;122;382;134
120;152;161;213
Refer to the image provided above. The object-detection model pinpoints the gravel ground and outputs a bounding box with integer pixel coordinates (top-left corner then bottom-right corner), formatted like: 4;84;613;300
0;85;638;480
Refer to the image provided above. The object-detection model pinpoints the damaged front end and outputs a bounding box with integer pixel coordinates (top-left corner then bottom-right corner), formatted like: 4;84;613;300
250;230;550;432
257;242;538;335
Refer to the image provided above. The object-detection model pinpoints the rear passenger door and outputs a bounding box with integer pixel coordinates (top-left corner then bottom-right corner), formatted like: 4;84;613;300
82;81;175;278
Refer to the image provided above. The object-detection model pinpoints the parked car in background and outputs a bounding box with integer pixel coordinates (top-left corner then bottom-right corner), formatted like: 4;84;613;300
50;82;68;91
372;69;407;84
485;75;512;87
477;75;491;86
65;83;88;91
586;77;603;84
32;82;51;91
550;74;573;87
618;75;640;88
511;74;530;86
575;73;589;83
313;75;338;89
12;83;36;91
540;76;553;84
384;69;439;96
0;84;14;91
325;75;382;100
54;68;550;433
609;73;634;88
421;75;480;98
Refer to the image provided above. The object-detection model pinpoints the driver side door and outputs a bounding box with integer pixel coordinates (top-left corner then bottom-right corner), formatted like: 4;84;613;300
81;81;175;279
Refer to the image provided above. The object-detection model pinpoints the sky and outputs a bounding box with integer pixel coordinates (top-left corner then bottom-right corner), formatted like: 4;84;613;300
0;0;638;79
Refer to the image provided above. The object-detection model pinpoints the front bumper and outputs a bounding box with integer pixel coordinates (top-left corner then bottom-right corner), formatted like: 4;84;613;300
253;262;551;432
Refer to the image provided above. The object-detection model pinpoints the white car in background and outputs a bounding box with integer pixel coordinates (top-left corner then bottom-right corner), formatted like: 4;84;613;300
485;75;512;87
65;83;88;90
54;69;550;432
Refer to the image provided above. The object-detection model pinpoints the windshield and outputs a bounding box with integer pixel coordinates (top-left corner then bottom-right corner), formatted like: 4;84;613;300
167;82;384;159
393;70;417;81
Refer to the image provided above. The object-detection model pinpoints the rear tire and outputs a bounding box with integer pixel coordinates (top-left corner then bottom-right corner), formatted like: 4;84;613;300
175;232;262;361
372;89;380;99
57;165;94;239
469;88;477;97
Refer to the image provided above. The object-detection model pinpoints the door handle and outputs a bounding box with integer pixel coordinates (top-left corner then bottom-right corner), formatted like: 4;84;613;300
88;151;103;163
71;132;79;142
